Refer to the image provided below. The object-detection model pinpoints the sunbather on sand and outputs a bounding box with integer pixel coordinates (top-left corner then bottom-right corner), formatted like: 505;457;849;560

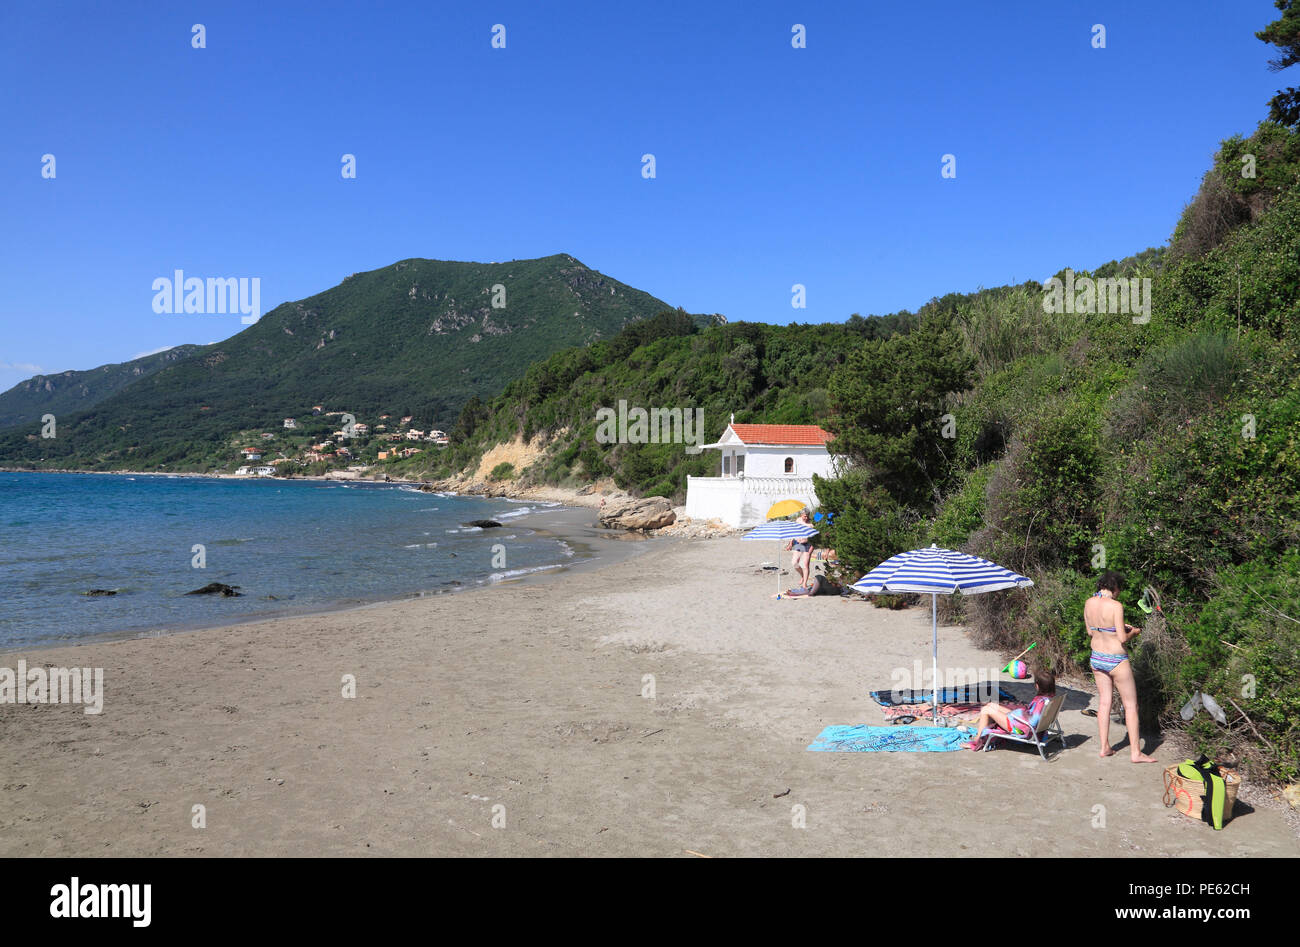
963;668;1056;751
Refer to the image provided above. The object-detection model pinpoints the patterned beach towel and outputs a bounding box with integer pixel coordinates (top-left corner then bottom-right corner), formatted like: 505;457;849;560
869;685;1015;707
807;725;971;752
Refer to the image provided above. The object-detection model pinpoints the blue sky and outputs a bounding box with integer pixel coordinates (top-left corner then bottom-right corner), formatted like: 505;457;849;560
0;0;1288;390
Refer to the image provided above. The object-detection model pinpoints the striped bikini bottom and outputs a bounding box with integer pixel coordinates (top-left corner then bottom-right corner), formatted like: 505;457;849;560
1090;650;1128;673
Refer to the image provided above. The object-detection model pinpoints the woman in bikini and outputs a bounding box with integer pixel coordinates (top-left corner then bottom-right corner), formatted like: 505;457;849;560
784;511;815;589
1085;571;1157;763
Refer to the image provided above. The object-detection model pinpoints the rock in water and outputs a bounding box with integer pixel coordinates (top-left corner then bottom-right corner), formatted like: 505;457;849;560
185;583;242;597
462;520;503;528
598;495;675;531
84;589;118;596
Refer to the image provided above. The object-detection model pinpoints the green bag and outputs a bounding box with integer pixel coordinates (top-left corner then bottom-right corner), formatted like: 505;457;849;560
1177;754;1227;830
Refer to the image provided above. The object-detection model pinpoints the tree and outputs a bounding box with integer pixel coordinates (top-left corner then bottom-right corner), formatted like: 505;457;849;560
1259;1;1300;126
825;313;973;507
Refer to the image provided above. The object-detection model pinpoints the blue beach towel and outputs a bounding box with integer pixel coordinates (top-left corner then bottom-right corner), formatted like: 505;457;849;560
807;725;971;752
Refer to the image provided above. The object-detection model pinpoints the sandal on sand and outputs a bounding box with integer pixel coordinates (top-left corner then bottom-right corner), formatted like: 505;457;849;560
894;715;917;725
962;739;983;751
1082;708;1098;717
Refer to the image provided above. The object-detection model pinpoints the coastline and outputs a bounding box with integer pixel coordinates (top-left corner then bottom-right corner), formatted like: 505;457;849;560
1;534;1295;856
0;465;617;510
0;477;655;656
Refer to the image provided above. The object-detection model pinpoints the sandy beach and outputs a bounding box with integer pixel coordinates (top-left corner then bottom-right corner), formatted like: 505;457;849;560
1;532;1296;857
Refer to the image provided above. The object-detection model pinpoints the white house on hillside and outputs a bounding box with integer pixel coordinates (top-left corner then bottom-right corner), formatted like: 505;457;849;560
685;420;843;527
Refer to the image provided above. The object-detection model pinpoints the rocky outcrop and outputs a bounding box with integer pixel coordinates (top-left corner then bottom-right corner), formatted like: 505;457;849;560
185;583;242;597
462;520;503;528
598;495;675;531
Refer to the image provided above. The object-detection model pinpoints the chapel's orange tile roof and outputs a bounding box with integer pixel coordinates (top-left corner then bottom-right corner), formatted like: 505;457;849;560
729;424;833;446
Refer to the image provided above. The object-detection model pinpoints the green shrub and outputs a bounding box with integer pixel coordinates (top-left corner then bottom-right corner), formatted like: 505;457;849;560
1177;551;1300;782
814;472;921;579
489;462;515;481
928;464;993;550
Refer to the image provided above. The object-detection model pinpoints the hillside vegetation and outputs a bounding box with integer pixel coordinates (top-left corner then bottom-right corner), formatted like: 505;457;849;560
0;344;205;429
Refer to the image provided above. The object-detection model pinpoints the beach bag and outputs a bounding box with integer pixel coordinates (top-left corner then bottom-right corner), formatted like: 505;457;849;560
1162;755;1238;830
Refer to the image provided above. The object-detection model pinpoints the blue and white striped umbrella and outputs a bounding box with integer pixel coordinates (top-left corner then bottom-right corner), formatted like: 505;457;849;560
852;544;1033;722
852;544;1033;596
743;522;818;594
742;522;819;542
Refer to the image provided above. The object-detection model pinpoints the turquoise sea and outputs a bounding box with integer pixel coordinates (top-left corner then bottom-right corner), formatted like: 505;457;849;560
0;472;585;650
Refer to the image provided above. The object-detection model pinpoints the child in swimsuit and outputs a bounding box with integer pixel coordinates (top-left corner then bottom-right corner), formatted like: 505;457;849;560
963;668;1056;750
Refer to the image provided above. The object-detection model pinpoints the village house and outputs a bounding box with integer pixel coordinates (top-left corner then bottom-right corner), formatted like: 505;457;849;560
405;430;425;441
400;447;423;459
377;450;395;461
400;415;413;425
283;418;297;429
684;420;844;527
304;450;332;462
240;447;264;461
352;423;369;435
235;465;276;477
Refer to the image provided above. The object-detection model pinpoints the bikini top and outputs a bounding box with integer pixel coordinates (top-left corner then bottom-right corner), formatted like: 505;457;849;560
1089;592;1117;633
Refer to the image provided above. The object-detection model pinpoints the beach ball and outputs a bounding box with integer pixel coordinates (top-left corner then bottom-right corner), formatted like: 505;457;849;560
1011;660;1029;679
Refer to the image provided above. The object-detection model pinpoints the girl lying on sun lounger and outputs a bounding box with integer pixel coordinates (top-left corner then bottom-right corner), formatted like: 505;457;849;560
962;668;1056;751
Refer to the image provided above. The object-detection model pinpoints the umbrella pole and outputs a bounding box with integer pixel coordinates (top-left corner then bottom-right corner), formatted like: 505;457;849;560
776;540;781;596
932;594;939;725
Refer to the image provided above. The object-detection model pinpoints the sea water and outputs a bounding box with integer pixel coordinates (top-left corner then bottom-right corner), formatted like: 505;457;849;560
0;472;579;650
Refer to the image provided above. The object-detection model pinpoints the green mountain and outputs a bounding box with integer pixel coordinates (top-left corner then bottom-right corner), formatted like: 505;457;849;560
0;345;206;430
0;254;671;469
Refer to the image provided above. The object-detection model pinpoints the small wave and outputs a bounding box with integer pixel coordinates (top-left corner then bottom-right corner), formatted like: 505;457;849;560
403;542;438;549
488;564;562;583
492;507;533;520
446;526;482;534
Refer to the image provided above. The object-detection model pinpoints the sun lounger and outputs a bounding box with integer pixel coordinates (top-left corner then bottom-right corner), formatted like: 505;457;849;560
979;693;1066;761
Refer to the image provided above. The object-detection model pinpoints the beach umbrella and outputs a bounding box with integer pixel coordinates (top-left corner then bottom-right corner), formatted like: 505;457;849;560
851;544;1033;723
743;520;819;595
765;499;806;520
